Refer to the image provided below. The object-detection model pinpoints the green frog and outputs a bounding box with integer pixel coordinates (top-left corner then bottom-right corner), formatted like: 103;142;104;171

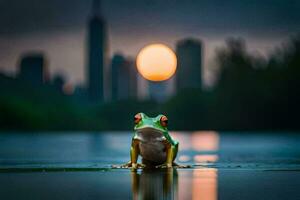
122;113;179;169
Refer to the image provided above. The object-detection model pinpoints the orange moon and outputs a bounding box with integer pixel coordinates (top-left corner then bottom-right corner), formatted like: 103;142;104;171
136;44;177;81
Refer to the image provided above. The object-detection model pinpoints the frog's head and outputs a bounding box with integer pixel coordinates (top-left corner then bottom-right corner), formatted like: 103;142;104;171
134;113;168;135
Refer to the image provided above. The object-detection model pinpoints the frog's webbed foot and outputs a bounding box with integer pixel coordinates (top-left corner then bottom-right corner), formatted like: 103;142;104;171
173;162;192;168
154;162;191;169
155;163;173;169
174;164;192;168
134;163;146;169
115;162;145;169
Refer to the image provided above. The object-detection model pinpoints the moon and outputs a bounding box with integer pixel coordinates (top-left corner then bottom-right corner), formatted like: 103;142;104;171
136;44;177;81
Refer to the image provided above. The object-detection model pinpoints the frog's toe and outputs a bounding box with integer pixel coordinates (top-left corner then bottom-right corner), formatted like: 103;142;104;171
172;162;191;168
137;163;146;169
155;163;172;169
175;164;192;168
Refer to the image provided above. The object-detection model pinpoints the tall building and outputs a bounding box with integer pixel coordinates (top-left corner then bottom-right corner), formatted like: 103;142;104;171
111;54;137;101
111;54;124;101
18;53;48;86
87;0;108;103
127;58;138;100
176;38;203;91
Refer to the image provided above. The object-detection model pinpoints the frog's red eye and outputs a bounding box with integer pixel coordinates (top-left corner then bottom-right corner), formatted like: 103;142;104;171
134;113;142;124
160;116;168;127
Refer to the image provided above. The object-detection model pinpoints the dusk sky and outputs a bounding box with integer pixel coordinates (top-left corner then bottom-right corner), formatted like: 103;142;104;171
0;0;299;86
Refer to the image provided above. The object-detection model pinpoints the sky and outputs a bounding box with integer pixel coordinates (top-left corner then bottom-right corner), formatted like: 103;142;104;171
0;0;299;87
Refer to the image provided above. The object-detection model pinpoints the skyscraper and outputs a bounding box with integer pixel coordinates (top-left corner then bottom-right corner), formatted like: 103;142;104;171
127;58;138;100
176;38;203;91
87;0;108;103
18;53;48;86
111;54;124;101
111;54;137;101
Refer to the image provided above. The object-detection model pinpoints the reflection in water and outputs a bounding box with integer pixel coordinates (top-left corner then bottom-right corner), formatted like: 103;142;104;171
172;131;219;152
191;131;219;151
192;131;219;199
177;168;218;200
191;131;219;166
131;131;220;200
193;169;218;200
171;132;190;151
178;155;191;162
194;155;219;163
176;131;219;200
131;169;178;200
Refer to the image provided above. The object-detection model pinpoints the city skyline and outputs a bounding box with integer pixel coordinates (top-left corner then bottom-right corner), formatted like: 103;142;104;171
0;0;299;130
0;0;299;87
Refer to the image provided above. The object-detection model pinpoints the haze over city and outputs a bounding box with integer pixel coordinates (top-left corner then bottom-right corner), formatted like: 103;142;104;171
0;0;299;86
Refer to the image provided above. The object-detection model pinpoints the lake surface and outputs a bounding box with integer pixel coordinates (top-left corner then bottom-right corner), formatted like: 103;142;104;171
0;131;300;200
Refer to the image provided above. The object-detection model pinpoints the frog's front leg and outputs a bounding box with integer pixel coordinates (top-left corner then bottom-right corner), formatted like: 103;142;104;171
156;142;178;168
130;139;139;169
121;139;144;169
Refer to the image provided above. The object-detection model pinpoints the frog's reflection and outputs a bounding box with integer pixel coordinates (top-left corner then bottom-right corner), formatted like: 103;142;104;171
131;168;178;200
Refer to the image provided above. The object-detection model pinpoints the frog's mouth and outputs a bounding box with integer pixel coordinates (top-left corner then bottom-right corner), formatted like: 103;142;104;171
135;127;166;141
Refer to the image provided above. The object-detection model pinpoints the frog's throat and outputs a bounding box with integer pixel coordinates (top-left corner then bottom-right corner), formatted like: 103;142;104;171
134;126;167;142
134;125;167;134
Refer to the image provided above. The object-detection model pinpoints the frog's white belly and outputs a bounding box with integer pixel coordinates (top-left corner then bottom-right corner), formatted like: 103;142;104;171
139;141;166;163
135;128;167;163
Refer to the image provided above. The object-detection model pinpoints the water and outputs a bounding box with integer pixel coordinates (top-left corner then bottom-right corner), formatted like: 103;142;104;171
0;131;300;200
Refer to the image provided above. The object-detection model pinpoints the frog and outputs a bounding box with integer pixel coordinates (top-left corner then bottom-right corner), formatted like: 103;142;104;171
122;113;179;169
